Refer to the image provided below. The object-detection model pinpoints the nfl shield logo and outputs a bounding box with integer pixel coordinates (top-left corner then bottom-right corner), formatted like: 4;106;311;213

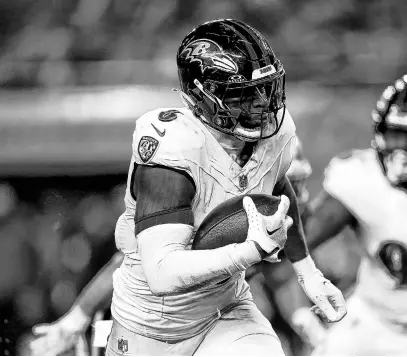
239;175;248;190
117;338;128;353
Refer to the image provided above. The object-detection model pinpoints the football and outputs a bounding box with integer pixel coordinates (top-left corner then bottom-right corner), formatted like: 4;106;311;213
191;194;281;250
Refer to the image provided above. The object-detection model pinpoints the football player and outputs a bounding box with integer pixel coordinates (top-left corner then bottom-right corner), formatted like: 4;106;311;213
29;137;314;356
31;19;346;356
28;136;317;356
304;74;407;355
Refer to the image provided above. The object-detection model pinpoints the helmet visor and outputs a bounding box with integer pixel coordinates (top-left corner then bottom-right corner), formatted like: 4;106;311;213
204;71;285;138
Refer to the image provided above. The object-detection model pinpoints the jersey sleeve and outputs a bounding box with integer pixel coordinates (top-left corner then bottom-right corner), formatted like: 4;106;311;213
276;133;297;182
132;108;204;176
272;108;296;182
286;135;312;181
130;109;203;235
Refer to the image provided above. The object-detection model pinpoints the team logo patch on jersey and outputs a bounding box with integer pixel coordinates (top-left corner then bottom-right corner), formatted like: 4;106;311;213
138;136;159;163
158;109;181;122
180;39;238;74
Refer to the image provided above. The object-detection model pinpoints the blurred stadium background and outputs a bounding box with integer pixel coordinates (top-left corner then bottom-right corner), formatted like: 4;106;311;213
0;0;406;355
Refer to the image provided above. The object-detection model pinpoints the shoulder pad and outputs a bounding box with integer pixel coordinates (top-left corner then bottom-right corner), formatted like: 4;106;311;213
323;148;373;204
274;109;297;181
333;149;364;162
276;135;297;182
281;109;296;139
132;108;205;168
286;135;312;181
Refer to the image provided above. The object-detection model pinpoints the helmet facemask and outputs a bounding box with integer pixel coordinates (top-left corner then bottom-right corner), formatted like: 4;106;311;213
183;65;286;142
374;125;407;186
382;149;407;185
372;75;407;188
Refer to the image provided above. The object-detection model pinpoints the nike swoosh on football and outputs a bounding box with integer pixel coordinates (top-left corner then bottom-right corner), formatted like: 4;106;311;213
266;226;282;235
151;123;166;137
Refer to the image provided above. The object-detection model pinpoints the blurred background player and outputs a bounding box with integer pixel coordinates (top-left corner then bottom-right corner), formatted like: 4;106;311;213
303;74;407;355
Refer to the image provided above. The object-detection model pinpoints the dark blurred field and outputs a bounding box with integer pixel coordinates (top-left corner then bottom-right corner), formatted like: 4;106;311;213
0;0;406;355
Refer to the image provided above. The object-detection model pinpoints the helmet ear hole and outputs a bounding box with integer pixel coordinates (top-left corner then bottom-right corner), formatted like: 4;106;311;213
193;106;204;118
214;117;225;127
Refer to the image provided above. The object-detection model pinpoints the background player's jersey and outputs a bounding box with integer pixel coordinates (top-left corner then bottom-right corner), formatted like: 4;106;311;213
112;107;296;340
323;149;407;324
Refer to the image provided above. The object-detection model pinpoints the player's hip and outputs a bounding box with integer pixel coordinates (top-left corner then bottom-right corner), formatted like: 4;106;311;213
114;266;250;314
105;316;204;356
107;299;280;356
111;277;252;340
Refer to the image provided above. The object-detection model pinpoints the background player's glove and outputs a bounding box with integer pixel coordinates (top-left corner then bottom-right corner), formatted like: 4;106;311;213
293;256;347;323
243;195;293;258
29;305;91;356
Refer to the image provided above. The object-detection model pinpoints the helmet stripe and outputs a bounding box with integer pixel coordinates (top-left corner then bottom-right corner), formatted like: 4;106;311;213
225;19;271;67
222;20;261;70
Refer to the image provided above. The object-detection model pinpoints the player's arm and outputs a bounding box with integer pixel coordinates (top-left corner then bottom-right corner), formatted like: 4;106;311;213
30;252;123;356
134;164;280;297
305;189;357;252
273;175;347;323
74;251;123;317
272;174;308;262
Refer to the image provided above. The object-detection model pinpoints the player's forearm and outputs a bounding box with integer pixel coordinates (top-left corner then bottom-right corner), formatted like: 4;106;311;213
305;190;355;252
74;252;124;318
274;175;309;262
139;223;262;296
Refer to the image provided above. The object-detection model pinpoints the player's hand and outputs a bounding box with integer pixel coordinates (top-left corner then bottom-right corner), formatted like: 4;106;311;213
30;307;90;356
291;307;327;348
293;259;347;323
305;272;347;323
243;195;293;256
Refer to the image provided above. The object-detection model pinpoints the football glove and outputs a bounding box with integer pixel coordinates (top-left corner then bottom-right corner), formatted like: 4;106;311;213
30;306;91;356
243;195;293;259
293;256;347;323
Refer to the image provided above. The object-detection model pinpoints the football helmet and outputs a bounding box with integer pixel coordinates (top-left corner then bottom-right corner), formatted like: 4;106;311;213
371;74;407;187
176;19;286;142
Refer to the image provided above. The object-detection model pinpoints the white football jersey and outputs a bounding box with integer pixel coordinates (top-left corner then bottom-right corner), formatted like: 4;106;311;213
324;148;407;324
112;107;296;340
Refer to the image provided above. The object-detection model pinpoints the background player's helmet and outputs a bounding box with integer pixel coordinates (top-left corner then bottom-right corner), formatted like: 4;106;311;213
177;19;286;142
286;136;312;206
371;74;407;186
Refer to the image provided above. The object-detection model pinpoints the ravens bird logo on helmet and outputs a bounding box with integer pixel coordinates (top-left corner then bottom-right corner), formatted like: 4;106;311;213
180;39;239;74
